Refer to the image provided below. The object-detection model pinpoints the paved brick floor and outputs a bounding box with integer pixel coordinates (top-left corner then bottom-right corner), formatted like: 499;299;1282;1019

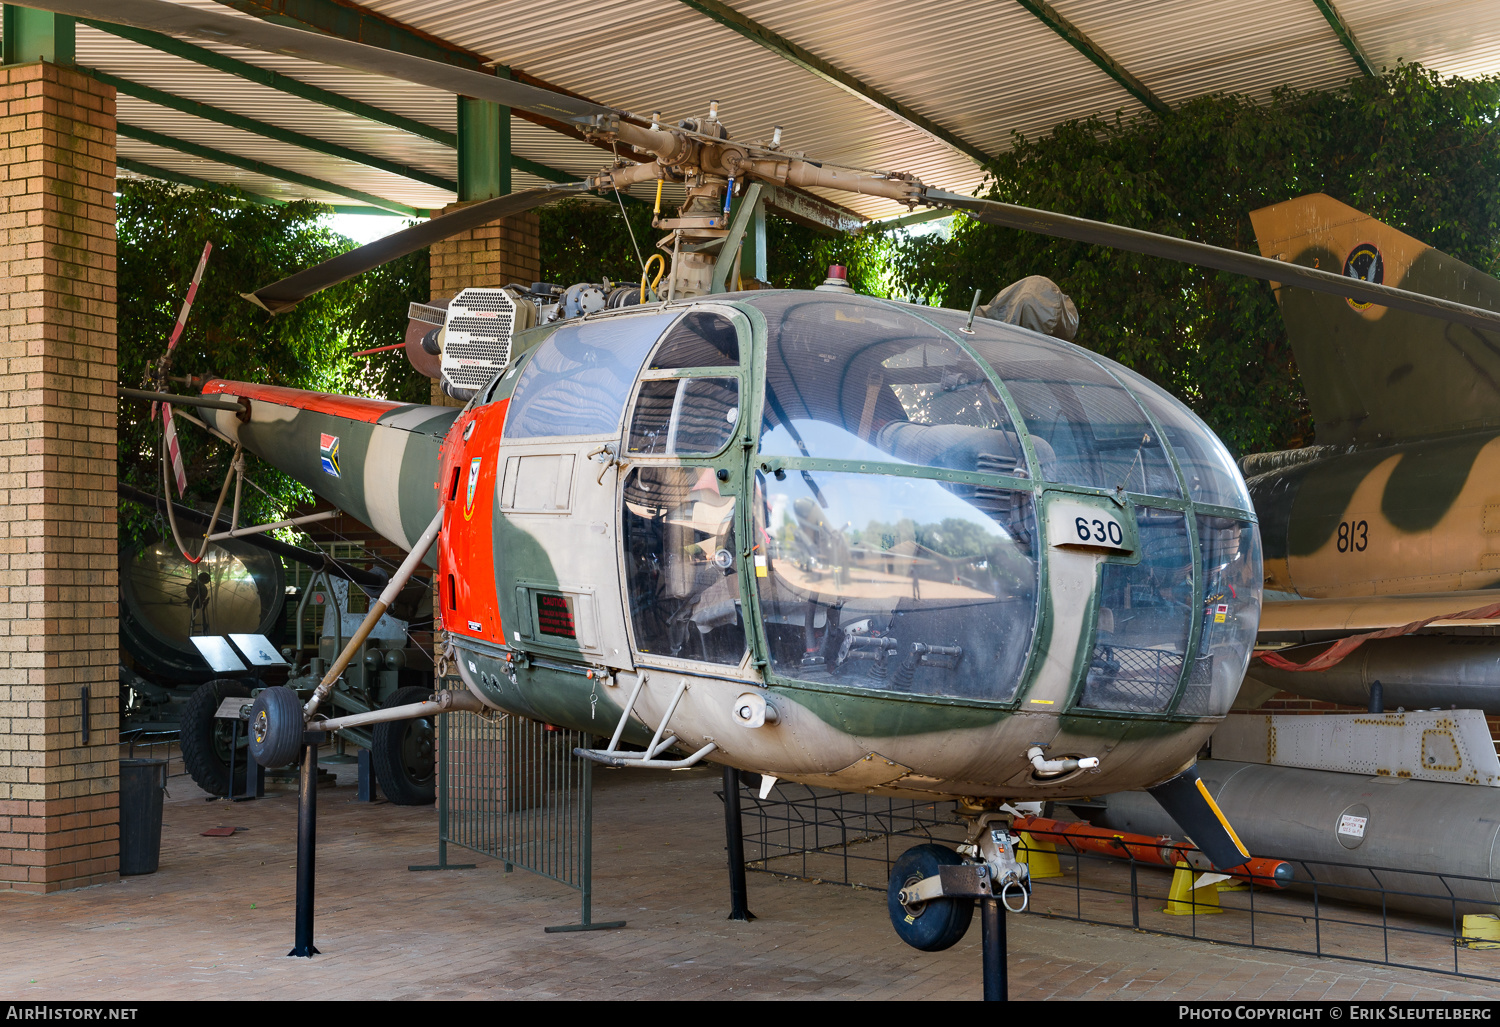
3;752;1500;1001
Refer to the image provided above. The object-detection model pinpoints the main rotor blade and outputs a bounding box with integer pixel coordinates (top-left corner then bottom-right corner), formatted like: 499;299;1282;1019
246;183;588;313
31;0;616;123
924;190;1500;335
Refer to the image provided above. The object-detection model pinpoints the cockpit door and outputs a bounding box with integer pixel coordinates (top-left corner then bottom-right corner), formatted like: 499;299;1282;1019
494;311;680;670
617;308;759;677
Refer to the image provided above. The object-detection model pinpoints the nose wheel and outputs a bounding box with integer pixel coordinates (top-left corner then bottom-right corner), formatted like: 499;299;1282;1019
887;844;975;951
887;812;1030;1001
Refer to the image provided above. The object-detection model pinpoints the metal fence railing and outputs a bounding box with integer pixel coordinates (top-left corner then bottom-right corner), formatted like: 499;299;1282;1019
417;705;623;933
734;783;1500;984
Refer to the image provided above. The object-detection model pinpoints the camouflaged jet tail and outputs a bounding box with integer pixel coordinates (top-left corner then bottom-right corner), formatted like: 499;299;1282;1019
1250;194;1500;448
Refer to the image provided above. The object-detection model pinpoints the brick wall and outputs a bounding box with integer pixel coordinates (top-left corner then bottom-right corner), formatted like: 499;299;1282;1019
428;203;540;409
0;63;119;892
428;203;539;302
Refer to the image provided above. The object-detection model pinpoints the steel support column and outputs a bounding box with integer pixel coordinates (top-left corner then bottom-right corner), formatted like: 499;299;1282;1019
2;5;73;64
458;93;510;201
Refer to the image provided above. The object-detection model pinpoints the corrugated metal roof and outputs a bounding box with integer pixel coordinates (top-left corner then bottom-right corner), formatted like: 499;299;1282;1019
12;1;1500;219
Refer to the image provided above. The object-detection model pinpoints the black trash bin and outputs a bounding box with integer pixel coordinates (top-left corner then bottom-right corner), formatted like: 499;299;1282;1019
119;758;168;876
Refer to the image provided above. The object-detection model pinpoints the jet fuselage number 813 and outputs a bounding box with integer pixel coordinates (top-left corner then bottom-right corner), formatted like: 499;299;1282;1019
1337;520;1369;553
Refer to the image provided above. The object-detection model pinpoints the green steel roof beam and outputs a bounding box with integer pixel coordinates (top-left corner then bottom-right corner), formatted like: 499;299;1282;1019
1310;0;1376;77
83;19;458;148
116;122;422;215
1012;0;1169;115
117;155;405;215
673;0;990;166
215;0;492;71
865;207;952;234
92;68;458;193
216;0;637;162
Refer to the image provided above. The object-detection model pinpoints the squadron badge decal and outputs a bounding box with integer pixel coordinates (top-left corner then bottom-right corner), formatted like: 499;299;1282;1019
1343;242;1384;310
464;456;482;520
319;433;340;477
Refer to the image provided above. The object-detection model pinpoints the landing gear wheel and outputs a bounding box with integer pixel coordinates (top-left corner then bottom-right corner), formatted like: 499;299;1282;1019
180;678;252;797
372;685;436;806
888;844;975;952
248;686;305;769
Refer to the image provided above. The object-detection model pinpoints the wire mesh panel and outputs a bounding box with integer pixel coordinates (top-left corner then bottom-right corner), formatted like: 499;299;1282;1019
737;782;966;889
733;783;1500;983
432;708;615;930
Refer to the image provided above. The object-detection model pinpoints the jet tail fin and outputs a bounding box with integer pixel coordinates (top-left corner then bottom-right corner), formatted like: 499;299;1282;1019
1250;194;1500;446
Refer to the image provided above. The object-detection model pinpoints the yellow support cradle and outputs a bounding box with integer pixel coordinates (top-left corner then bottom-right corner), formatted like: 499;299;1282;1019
1459;914;1500;949
1162;865;1225;916
1017;831;1063;879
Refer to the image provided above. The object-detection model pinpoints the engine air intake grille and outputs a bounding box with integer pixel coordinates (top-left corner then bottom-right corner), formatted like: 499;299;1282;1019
441;288;516;391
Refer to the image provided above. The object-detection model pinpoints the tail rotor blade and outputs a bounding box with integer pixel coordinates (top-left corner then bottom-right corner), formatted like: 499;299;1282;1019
167;241;212;358
162;405;189;497
923;189;1500;335
244;183;588;314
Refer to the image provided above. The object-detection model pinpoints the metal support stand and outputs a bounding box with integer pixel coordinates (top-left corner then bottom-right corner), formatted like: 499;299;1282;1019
723;766;755;921
980;897;1007;1001
289;731;323;958
226;718;264;802
356;748;376;803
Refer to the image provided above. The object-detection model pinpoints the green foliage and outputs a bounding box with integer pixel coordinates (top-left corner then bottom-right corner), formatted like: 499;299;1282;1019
539;194;894;294
538;197;657;287
117;180;428;547
766;217;893;294
892;63;1500;455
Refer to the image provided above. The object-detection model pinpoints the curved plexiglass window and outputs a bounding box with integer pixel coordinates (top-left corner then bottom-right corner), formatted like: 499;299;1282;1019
754;294;1028;478
753;469;1039;700
621;466;747;665
928;313;1179;498
1180;516;1263;716
628;377;740;456
505;311;678;438
650;311;739;369
1108;363;1253;511
1078;508;1195;713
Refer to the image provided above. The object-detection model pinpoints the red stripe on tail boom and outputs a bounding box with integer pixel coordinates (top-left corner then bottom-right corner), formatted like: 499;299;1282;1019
202;380;405;423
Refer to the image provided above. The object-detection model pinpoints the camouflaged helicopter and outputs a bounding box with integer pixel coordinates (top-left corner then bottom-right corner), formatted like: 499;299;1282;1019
57;0;1500;957
1237;194;1500;714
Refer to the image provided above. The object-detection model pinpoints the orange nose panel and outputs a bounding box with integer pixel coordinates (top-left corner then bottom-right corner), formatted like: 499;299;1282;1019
438;400;507;643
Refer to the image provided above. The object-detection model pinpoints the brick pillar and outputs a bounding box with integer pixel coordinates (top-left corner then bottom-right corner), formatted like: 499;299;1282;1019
0;63;119;892
428;204;540;406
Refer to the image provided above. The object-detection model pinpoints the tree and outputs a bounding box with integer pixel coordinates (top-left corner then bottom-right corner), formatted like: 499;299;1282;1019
891;63;1500;456
117;179;429;547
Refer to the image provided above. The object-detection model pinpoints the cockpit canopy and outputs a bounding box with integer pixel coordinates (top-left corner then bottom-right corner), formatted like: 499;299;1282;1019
496;291;1260;719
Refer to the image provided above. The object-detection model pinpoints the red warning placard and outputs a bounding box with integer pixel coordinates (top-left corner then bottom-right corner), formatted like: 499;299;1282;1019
535;593;576;639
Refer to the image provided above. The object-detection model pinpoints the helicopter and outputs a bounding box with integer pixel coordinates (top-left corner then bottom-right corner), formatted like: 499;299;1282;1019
44;0;1500;957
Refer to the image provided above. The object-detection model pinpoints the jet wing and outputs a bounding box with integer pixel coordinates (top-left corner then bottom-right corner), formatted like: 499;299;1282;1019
1259;589;1500;639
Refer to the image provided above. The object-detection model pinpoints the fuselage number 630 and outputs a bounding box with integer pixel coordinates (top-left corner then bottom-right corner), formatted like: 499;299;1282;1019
1075;515;1124;547
1048;500;1132;553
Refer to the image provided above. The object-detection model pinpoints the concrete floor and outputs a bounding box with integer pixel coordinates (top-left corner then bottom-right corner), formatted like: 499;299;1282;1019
4;752;1500;1001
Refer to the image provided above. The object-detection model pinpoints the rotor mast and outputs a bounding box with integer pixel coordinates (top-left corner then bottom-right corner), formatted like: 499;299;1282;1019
583;109;922;297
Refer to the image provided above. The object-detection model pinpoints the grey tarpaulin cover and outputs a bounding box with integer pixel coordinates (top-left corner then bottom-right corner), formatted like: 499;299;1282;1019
979;275;1079;341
